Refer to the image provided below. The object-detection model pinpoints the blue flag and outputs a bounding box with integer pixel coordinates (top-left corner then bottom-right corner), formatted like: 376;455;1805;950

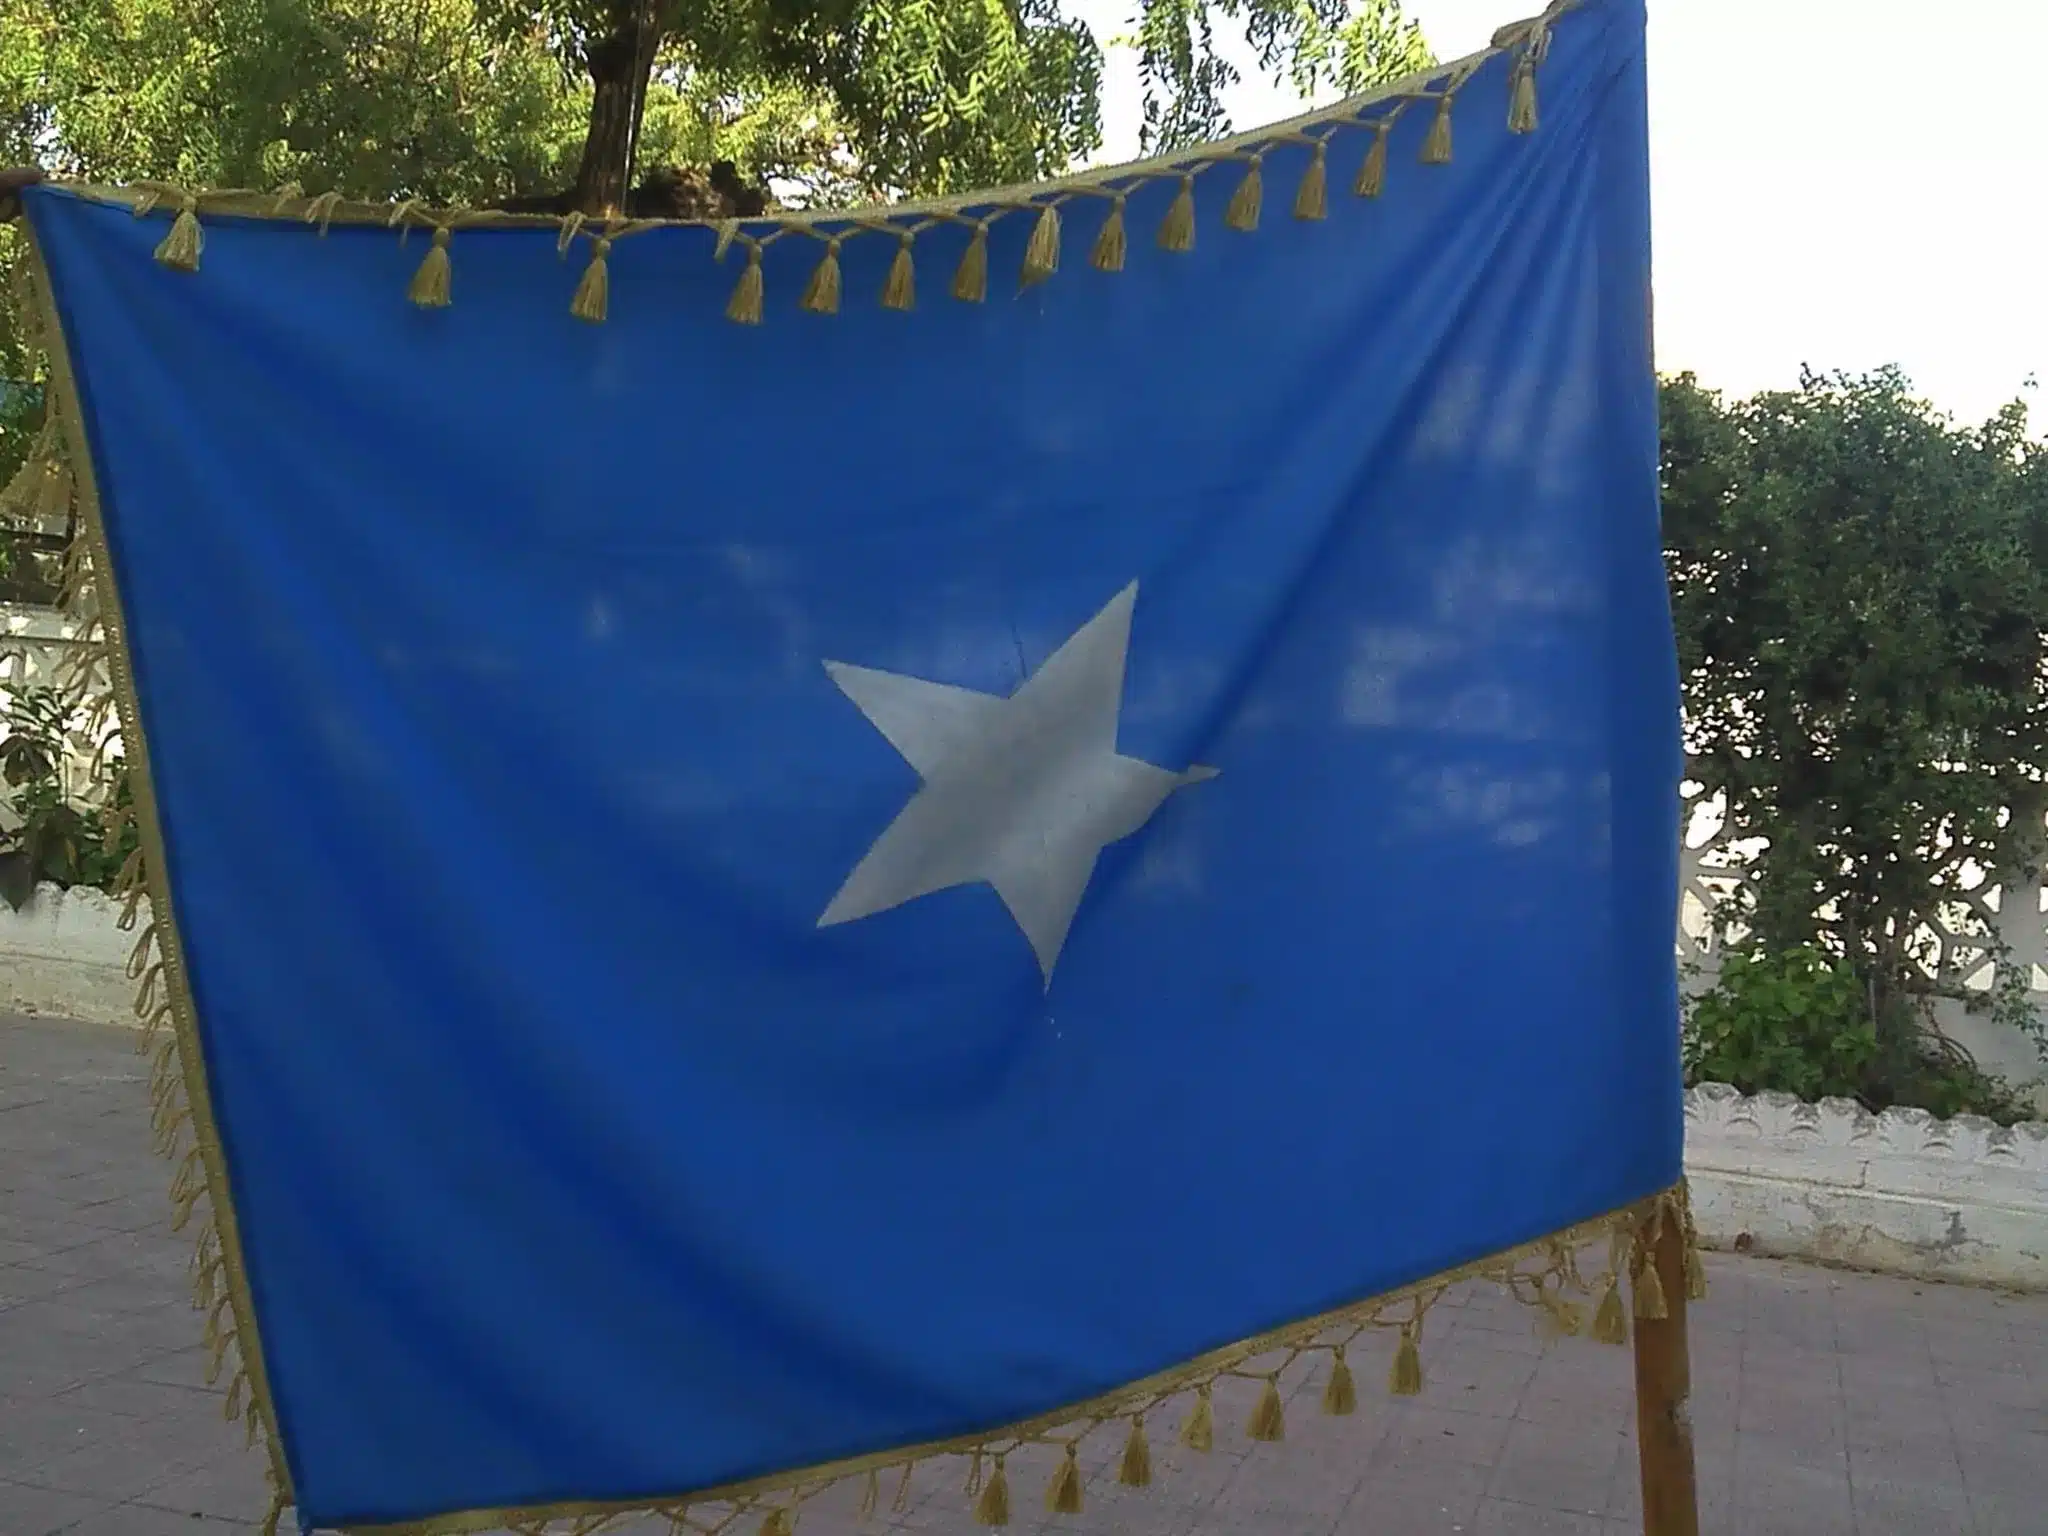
24;0;1679;1528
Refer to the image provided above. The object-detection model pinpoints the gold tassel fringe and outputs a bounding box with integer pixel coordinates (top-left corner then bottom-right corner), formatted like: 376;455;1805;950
760;1507;793;1536
1422;96;1455;165
1322;1348;1357;1415
1509;60;1539;134
153;197;203;272
1247;1377;1285;1442
974;1458;1010;1526
1225;156;1263;232
569;236;611;323
953;221;989;303
800;239;843;315
1021;203;1061;288
97;11;1571;323
1157;174;1196;252
1091;196;1128;272
1634;1256;1668;1320
882;237;915;311
859;1469;879;1519
1390;1326;1424;1396
1180;1382;1214;1451
407;227;452;309
1118;1418;1152;1487
727;247;765;325
1294;142;1328;221
1591;1277;1628;1345
1355;124;1390;198
1045;1446;1083;1514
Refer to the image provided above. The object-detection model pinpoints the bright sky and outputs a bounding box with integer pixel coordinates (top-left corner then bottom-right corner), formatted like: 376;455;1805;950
1066;0;2046;428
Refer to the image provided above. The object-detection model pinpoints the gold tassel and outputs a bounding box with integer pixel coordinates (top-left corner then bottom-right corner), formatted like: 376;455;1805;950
1354;124;1390;198
1634;1257;1669;1320
1247;1377;1285;1442
1422;95;1454;165
154;196;203;273
1118;1419;1152;1487
1538;1288;1585;1340
1224;155;1262;231
1021;203;1061;287
305;191;342;235
973;1458;1009;1526
569;236;611;323
1045;1446;1083;1514
1293;141;1328;221
1180;1382;1214;1451
966;1448;984;1497
1390;1326;1424;1396
726;247;765;325
1322;1348;1357;1415
882;236;915;311
127;920;156;977
1508;60;1539;134
759;1508;793;1536
407;227;452;309
800;238;842;315
1685;1242;1708;1302
260;1496;284;1536
858;1470;879;1519
952;221;989;303
1091;196;1127;272
1157;174;1196;252
892;1463;914;1513
1592;1278;1629;1345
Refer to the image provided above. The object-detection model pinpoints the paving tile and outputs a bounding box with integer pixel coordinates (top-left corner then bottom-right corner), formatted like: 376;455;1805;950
1338;1463;1490;1530
1485;1419;1622;1516
1471;1498;1607;1533
0;1479;115;1536
61;1503;261;1534
1850;1475;1978;1536
128;1450;274;1523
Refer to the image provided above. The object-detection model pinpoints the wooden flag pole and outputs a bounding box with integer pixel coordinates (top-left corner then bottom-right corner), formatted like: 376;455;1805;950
1632;1203;1700;1536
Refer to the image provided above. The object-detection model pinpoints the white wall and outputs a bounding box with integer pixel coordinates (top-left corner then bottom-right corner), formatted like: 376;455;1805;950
1686;1081;2048;1290
0;884;144;1026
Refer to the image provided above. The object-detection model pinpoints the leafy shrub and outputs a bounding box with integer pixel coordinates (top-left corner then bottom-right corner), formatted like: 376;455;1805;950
0;685;136;909
1684;945;2036;1125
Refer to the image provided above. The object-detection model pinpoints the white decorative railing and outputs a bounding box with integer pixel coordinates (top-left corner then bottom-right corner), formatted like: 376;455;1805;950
1679;785;2048;1109
0;599;119;816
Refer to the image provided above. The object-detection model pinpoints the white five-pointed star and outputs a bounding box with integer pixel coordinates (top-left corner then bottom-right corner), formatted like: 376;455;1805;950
818;582;1217;985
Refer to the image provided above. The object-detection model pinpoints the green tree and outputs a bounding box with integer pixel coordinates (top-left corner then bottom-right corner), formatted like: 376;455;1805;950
481;0;1431;213
1663;368;2048;1112
3;0;1433;213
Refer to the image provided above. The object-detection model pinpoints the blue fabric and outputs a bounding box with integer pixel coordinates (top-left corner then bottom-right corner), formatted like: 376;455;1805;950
28;2;1676;1527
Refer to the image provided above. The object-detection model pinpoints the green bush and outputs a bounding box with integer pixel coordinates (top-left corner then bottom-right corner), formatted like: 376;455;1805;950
0;685;137;910
1684;945;2035;1125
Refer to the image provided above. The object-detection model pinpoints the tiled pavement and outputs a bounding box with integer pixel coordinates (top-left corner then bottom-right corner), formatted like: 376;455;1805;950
3;1014;2044;1536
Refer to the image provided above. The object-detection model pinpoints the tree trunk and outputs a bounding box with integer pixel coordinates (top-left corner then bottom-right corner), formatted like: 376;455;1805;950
570;0;658;217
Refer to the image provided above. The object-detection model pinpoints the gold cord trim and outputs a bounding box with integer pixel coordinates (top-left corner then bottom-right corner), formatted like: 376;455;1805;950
19;227;296;1519
43;0;1577;325
325;1186;1699;1535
